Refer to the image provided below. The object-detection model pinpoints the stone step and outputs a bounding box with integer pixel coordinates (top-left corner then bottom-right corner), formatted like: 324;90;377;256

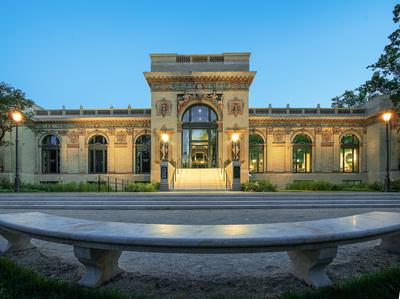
174;168;226;191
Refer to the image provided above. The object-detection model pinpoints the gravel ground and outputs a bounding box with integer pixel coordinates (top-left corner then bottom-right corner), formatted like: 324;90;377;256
1;208;400;298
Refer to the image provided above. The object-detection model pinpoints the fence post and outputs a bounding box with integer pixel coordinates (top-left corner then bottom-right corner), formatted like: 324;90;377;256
97;175;101;192
115;178;118;192
107;177;110;192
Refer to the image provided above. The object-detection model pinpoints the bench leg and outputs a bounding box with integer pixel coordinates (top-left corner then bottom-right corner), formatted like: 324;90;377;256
288;246;337;288
379;232;400;254
73;246;122;287
0;229;33;254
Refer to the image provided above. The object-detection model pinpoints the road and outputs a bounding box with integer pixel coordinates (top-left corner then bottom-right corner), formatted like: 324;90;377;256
0;192;399;210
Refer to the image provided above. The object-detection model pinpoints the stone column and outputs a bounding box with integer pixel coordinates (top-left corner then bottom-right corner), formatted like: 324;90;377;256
332;127;341;172
108;129;115;173
314;128;322;172
266;127;273;173
60;133;68;174
284;129;292;172
126;129;133;174
78;130;87;174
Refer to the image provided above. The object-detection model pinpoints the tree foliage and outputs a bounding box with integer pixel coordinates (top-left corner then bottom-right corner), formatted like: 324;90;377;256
0;82;34;146
331;4;400;108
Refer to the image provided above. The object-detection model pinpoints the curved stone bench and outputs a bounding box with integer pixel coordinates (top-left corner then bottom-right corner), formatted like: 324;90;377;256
0;211;399;288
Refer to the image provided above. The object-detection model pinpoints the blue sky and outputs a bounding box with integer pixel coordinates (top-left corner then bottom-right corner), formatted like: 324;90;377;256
0;0;397;109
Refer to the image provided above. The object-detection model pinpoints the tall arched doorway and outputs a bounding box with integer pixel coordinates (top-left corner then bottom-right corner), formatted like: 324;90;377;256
181;104;218;168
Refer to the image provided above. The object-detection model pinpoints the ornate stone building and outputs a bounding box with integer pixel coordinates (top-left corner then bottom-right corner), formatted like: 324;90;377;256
0;53;398;189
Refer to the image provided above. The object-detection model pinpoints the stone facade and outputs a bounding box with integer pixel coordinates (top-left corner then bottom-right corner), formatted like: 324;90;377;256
0;53;399;188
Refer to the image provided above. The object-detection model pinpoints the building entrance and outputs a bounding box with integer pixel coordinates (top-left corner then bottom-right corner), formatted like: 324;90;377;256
181;105;218;168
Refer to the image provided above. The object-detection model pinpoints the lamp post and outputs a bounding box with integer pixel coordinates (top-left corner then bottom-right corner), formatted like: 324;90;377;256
382;112;392;192
231;132;241;191
232;132;239;161
161;133;169;161
9;111;24;192
159;133;170;191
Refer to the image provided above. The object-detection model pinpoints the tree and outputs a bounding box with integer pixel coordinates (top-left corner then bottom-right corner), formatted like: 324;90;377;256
331;4;400;108
0;82;34;146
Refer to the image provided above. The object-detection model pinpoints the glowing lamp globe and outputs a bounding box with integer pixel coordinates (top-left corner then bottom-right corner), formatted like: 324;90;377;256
161;133;169;143
382;112;392;122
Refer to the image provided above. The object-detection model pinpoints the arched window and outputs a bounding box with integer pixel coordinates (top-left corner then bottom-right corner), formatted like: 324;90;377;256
88;135;107;173
181;105;218;168
249;134;264;173
42;134;60;174
136;135;151;174
293;134;312;173
340;134;359;173
182;104;217;123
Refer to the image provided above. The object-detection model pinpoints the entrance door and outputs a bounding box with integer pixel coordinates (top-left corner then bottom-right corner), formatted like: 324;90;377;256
181;105;218;168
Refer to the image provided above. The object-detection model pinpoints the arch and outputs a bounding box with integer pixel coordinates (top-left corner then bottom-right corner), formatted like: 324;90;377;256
88;134;108;173
339;129;362;144
179;100;222;122
293;133;312;144
340;133;360;173
181;104;218;168
135;134;151;174
88;135;108;145
181;104;218;122
292;133;312;173
249;134;265;173
41;134;61;174
290;130;314;144
38;132;61;147
86;131;109;145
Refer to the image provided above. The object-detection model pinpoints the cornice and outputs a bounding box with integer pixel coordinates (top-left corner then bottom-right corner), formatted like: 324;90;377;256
144;71;256;91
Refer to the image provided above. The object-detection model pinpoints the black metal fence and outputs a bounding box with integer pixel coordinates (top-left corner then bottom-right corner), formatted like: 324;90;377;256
96;175;134;192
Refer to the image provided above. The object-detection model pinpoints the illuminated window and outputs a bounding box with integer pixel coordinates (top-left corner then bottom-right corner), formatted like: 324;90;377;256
340;134;359;173
249;134;264;173
136;135;151;174
293;134;312;173
42;135;60;174
88;135;107;173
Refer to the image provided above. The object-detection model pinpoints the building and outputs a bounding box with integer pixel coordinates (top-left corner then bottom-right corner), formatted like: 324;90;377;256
0;53;398;190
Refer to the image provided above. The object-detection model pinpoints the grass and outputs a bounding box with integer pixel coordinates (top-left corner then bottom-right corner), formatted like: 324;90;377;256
0;257;399;299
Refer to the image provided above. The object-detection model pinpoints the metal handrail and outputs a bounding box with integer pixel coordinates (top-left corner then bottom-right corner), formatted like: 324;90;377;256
97;175;136;192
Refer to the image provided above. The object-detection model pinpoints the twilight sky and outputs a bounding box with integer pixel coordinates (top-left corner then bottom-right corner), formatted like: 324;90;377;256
0;0;398;109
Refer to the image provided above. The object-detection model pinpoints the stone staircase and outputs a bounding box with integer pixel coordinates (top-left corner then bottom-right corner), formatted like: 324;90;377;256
174;168;226;191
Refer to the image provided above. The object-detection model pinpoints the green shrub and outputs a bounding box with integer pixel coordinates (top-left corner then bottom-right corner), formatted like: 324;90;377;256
286;180;334;191
126;182;159;192
0;180;157;192
241;180;276;192
286;180;384;192
389;179;400;191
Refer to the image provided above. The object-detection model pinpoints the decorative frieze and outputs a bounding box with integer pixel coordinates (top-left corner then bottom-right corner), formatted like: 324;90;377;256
177;92;223;114
144;72;256;91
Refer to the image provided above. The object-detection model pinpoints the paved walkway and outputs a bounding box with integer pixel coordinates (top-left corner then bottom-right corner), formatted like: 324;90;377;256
0;192;399;209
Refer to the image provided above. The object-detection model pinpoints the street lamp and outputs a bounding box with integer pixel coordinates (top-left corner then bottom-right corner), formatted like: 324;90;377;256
382;112;392;192
9;110;24;192
161;133;169;161
232;132;239;161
